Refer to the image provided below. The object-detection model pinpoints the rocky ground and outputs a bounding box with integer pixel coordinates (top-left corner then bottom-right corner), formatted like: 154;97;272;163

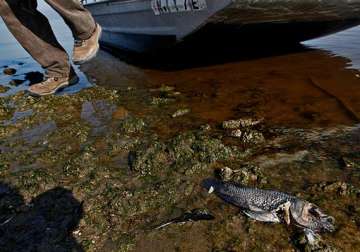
1;52;360;252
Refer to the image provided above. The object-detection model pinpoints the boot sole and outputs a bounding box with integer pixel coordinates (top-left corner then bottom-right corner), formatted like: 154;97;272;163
73;25;102;65
28;76;79;97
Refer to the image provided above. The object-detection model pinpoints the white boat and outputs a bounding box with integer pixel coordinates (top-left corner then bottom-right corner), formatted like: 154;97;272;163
83;0;360;53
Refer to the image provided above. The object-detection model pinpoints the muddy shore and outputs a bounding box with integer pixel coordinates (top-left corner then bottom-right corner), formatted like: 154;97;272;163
1;44;360;252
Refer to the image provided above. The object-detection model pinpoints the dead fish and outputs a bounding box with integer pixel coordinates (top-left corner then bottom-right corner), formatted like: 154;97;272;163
154;209;214;230
202;179;335;234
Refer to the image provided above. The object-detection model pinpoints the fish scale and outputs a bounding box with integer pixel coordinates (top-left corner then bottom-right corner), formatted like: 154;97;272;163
204;179;296;211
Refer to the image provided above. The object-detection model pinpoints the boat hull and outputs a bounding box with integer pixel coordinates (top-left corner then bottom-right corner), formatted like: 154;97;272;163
85;0;360;52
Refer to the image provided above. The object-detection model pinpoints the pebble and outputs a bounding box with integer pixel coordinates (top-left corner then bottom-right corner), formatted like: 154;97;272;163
222;118;263;129
229;129;265;144
172;108;190;118
3;68;16;75
151;97;175;105
230;129;243;138
241;131;265;144
200;124;211;131
219;166;234;181
150;85;175;93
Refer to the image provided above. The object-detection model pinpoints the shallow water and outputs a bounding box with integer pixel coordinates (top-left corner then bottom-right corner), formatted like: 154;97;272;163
305;26;360;70
0;5;92;97
1;5;360;252
1;14;360;125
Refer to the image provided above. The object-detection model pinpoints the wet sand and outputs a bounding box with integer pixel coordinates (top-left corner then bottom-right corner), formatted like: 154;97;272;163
1;19;360;252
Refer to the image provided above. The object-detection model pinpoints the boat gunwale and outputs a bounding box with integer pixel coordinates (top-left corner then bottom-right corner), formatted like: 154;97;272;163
83;0;144;7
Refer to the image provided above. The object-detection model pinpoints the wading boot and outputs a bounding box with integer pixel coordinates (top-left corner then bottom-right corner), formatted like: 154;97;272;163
28;70;79;96
73;24;102;65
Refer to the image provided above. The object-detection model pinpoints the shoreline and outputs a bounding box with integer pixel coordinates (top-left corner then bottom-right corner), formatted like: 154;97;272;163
1;24;360;251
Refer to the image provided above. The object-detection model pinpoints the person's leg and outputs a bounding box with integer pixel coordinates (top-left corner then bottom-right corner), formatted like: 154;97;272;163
44;0;101;64
45;0;96;40
0;0;71;78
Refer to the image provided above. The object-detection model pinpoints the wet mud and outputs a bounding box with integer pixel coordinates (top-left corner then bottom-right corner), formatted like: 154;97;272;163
1;41;360;252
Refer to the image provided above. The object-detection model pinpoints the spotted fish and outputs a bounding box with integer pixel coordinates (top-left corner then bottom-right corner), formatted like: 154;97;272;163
202;179;335;234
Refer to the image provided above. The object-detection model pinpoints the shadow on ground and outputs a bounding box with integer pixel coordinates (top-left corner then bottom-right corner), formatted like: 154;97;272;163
102;41;310;71
0;182;83;252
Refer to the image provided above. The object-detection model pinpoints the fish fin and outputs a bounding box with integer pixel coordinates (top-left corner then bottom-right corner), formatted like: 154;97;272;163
208;186;215;194
154;221;174;230
276;201;292;225
248;205;266;212
284;202;291;225
243;210;281;223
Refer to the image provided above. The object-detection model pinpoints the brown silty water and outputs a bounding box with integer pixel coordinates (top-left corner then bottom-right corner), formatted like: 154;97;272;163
1;26;360;251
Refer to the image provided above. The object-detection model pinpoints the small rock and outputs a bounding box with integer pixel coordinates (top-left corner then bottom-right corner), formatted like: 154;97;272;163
217;164;265;185
219;167;234;181
230;129;242;138
200;124;211;131
172;108;190;118
150;85;175;93
295;230;339;252
311;181;360;197
0;85;10;93
151;97;175;106
242;131;265;145
9;79;25;86
323;182;354;196
3;68;16;75
230;129;265;145
222;118;263;129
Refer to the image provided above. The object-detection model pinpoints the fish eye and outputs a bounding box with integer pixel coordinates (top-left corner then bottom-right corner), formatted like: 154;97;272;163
325;216;335;224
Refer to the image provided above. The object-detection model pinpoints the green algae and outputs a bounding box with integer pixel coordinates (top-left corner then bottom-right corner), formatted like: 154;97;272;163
0;83;360;252
130;130;239;176
118;116;146;134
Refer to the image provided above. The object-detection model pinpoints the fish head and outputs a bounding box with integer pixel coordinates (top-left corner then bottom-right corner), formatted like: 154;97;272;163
290;200;335;233
202;178;223;194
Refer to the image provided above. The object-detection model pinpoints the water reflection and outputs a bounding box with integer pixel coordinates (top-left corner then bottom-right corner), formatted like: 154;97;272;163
305;26;360;70
0;59;92;97
1;6;359;128
81;43;360;129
